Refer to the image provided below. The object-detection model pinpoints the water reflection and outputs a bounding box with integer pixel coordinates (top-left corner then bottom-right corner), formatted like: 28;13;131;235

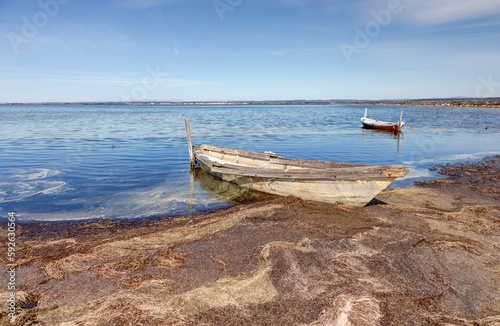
361;128;401;137
361;128;403;152
193;169;274;205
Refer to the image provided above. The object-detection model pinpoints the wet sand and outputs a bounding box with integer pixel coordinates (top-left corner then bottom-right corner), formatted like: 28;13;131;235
1;156;499;325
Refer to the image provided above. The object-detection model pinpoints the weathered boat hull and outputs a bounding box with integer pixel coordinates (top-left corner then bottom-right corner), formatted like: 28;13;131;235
199;162;393;206
194;144;408;207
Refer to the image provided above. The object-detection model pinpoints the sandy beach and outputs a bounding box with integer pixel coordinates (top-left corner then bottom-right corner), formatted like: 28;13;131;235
1;156;499;325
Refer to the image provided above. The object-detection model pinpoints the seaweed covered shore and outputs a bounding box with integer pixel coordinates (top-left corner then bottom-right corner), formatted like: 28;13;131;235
1;156;499;325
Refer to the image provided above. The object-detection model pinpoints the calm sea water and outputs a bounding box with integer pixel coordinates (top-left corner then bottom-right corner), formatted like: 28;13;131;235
1;104;499;222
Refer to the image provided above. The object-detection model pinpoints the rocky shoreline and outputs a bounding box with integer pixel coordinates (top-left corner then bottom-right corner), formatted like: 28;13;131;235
1;156;499;325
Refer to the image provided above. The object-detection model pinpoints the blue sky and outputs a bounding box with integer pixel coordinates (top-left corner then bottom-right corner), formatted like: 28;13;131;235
1;0;500;102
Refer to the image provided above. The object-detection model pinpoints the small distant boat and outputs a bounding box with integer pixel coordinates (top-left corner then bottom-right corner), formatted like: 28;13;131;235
185;118;409;207
361;108;404;131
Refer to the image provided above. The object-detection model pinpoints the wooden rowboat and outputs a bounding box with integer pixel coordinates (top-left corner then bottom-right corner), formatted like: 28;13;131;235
361;108;405;131
185;119;409;207
193;144;408;206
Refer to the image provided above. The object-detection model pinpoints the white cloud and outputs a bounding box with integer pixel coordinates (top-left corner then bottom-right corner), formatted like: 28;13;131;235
284;0;500;26
269;49;294;56
279;0;360;14
269;48;336;56
38;74;212;87
400;0;500;26
280;0;349;7
112;0;176;9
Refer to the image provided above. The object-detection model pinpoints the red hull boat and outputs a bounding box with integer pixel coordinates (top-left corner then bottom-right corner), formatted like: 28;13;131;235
361;109;404;131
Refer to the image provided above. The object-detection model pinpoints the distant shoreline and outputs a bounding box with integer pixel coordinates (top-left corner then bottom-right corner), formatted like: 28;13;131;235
1;98;499;108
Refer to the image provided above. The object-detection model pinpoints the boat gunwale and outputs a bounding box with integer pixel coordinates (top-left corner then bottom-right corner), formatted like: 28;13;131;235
194;145;409;180
195;144;362;169
361;117;402;126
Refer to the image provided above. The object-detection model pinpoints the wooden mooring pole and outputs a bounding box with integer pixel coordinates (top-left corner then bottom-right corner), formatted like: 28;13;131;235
184;117;196;169
398;110;403;132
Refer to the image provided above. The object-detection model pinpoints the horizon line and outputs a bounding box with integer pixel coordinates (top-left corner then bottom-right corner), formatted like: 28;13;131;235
1;97;500;106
